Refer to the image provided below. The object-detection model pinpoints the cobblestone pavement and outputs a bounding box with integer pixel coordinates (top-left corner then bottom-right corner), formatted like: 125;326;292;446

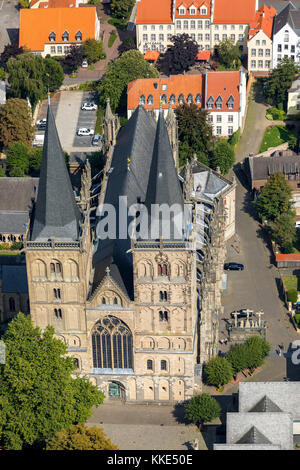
87;403;208;450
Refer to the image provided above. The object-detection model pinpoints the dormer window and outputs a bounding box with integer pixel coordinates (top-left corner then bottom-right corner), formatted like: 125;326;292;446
207;95;214;109
62;30;69;42
215;95;223;110
75;30;82;41
195;93;202;104
227;95;234;109
187;93;193;104
179;7;185;15
169;94;176;105
190;8;196;15
201;7;207;15
49;31;56;42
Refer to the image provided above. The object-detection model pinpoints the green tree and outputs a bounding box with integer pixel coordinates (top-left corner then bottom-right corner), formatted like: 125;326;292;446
0;167;6;177
0;98;34;147
263;57;299;109
217;38;241;69
63;45;84;74
97;49;159;113
254;172;294;222
226;343;248;373
0;313;104;450
157;34;198;75
44;57;64;92
110;0;134;19
175;103;213;166
271;210;296;253
6;142;30;176
287;288;298;303
288;134;298;151
45;425;118;450
244;336;270;372
82;39;105;64
204;356;233;389
0;44;25;70
7;53;46;108
29;147;43;172
18;0;30;7
185;393;221;429
212;139;235;175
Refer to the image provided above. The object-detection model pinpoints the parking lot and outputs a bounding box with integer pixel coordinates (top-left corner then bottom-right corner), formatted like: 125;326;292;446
72;91;98;149
0;0;19;53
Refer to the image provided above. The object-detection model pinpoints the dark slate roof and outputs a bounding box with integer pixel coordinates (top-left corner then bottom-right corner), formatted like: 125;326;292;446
0;178;38;212
273;2;300;35
236;426;272;445
247;152;300;181
92;106;157;298
1;265;28;293
145;110;184;209
0;211;29;234
259;0;300;14
249;395;282;413
31;105;80;241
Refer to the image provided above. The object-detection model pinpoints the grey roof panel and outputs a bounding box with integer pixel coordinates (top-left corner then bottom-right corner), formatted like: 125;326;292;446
0;211;29;234
1;265;28;293
237;426;272;444
0;178;39;212
249;395;282;413
31;105;80;241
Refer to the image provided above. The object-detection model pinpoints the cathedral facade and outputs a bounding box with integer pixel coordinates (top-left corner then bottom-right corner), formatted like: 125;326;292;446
24;99;232;403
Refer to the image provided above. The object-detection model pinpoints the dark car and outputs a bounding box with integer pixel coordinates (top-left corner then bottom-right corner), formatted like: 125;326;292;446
37;122;47;130
230;309;253;319
224;262;244;271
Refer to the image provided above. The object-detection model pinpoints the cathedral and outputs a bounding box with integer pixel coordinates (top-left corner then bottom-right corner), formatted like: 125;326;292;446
23;99;234;402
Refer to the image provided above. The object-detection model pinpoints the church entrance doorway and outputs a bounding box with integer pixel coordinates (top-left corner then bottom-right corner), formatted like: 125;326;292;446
108;381;126;401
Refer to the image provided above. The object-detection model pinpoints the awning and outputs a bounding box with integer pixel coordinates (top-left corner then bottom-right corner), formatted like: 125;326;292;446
197;50;211;61
144;50;161;61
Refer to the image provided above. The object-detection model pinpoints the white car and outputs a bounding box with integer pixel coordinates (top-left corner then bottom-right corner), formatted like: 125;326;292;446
81;102;97;111
82;60;88;68
77;128;94;136
37;118;47;126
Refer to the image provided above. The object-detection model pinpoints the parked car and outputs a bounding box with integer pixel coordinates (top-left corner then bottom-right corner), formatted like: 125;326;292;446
230;308;253;319
92;133;101;146
32;134;44;147
37;118;47;128
224;262;244;271
82;60;88;68
81;102;97;111
295;221;300;229
77;128;94;136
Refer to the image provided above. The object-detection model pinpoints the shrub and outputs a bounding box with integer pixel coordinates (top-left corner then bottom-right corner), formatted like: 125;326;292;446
108;30;118;48
229;128;241;148
0;242;10;250
287;288;298;304
10;242;23;251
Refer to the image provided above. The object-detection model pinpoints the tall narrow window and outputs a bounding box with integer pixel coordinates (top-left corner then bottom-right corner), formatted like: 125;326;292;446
161;360;167;371
147;359;153;370
9;297;15;312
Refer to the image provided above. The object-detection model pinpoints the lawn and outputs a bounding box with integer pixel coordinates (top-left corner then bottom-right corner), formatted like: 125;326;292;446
283;275;299;291
259;125;294;153
108;30;117;48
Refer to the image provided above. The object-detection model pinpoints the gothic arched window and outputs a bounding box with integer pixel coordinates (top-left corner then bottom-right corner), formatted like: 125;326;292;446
147;94;154;105
195;93;202;104
169;94;176;105
92;316;133;370
178;94;184;104
139;95;146;105
187;93;193;104
161;94;167;105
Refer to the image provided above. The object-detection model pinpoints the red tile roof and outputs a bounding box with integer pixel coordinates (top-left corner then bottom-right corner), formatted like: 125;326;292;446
19;7;97;51
127;74;204;110
40;0;76;7
248;5;276;40
136;0;173;24
144;50;161;61
205;71;241;112
197;50;210;61
127;71;242;113
276;254;300;261
213;0;256;24
175;0;211;18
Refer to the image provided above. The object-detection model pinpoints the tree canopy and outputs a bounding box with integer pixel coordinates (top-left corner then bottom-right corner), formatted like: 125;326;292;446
254;172;294;222
45;425;118;450
185;393;221;428
97;49;159;113
0;98;34;148
63;45;84;74
0;313;104;449
6;142;30;176
0;43;25;70
271;210;296;253
263;57;299;110
212;139;235;175
157;34;198;75
110;0;135;20
82;39;105;64
217;38;241;69
175;103;213;166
